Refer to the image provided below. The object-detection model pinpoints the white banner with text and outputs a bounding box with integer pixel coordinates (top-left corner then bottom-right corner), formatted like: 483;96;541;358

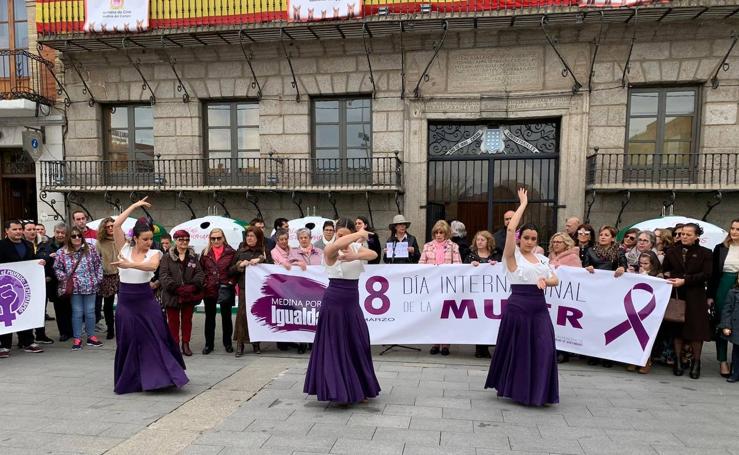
0;261;47;336
84;0;149;33
246;264;672;366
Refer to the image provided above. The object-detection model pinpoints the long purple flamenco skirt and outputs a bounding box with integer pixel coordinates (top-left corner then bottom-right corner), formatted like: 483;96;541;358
304;279;381;403
485;284;559;406
114;283;189;394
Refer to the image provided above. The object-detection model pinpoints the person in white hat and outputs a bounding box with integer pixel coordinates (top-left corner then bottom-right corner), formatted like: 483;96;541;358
383;215;420;264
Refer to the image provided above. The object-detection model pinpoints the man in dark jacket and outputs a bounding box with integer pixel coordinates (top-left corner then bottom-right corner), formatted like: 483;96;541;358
0;219;46;357
493;210;515;258
37;223;72;341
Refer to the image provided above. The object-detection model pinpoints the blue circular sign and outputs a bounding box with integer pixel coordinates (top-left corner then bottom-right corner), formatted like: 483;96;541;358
31;138;39;149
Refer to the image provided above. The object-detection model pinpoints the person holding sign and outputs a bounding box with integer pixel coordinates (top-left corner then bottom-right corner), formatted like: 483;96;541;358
485;188;560;406
383;215;420;264
111;198;188;394
304;218;381;404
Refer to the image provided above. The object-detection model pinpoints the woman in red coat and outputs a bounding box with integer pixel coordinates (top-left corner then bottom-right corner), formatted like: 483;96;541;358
199;228;237;355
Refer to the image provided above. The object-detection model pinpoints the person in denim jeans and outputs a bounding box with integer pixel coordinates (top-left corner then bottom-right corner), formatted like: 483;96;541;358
54;226;104;350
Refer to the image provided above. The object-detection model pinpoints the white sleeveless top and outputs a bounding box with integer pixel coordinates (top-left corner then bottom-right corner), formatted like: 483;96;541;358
506;248;553;285
119;244;162;284
325;243;364;279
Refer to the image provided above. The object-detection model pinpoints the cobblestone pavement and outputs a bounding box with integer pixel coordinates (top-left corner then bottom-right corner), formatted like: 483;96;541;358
2;314;739;455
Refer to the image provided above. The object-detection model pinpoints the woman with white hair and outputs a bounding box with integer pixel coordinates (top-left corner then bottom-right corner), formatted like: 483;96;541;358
450;220;471;261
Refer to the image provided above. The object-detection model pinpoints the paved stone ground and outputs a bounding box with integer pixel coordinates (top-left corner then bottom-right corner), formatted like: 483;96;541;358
2;312;739;455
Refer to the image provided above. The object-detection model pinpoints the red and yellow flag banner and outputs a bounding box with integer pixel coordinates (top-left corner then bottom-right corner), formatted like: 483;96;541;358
41;0;674;35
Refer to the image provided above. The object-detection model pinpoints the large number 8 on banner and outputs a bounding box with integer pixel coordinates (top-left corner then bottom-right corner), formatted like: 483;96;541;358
364;276;390;315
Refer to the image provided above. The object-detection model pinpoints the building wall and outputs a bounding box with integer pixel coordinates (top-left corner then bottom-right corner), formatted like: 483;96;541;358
55;18;739;237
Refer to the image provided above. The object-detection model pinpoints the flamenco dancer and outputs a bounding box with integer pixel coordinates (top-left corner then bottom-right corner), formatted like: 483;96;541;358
485;188;560;406
304;218;381;404
111;198;189;394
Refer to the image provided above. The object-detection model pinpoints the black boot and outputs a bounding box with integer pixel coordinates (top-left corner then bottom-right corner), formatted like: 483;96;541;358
673;358;684;376
689;359;701;379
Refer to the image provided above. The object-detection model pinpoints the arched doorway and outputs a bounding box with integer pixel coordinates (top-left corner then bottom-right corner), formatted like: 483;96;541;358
426;120;559;242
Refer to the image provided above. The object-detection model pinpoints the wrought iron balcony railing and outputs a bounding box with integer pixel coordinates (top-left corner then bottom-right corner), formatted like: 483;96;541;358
40;156;403;192
585;151;739;191
0;49;57;106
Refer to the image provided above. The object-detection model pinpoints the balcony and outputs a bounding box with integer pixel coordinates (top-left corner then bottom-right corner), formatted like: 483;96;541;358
39;156;403;192
585;151;739;191
0;49;57;107
35;0;732;51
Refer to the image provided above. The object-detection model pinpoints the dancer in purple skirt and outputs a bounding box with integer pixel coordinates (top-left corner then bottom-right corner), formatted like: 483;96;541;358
485;188;560;406
304;218;381;404
111;198;188;394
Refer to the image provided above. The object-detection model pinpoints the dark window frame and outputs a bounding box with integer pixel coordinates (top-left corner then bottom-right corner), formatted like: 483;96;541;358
1;0;29;78
311;96;372;178
102;104;155;181
625;86;701;175
202;99;260;185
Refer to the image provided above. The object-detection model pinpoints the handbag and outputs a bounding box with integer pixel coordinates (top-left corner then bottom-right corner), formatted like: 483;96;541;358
176;283;204;305
62;253;83;298
664;288;686;323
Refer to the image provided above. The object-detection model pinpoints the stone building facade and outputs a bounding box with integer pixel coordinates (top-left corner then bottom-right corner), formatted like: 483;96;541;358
33;1;739;242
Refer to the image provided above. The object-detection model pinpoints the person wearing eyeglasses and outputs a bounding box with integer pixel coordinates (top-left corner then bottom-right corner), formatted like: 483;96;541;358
159;230;204;358
231;226;266;357
110;198;188;394
38;223;73;342
54;226;104;351
314;220;335;250
420;220;462;356
96;217;120;340
575;223;596;265
200;227;237;355
663;222;713;379
621;228;641;270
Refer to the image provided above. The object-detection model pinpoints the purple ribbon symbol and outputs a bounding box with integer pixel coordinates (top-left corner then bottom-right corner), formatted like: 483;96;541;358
604;282;656;350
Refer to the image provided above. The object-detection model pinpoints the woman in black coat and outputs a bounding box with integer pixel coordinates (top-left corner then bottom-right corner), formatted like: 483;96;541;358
663;222;713;379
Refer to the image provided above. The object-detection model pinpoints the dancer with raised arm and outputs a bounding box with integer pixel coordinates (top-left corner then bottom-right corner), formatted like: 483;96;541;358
304;218;381;404
111;198;188;394
485;188;560;406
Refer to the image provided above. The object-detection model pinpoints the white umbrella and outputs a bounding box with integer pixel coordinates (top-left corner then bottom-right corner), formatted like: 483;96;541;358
171;216;245;253
87;216;137;234
272;216;334;248
630;216;727;251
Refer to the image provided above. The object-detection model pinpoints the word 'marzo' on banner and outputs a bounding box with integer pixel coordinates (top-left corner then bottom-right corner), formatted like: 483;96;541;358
246;264;672;366
84;0;150;33
0;261;46;336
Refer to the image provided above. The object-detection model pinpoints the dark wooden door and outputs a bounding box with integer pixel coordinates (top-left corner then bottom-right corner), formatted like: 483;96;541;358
2;177;37;222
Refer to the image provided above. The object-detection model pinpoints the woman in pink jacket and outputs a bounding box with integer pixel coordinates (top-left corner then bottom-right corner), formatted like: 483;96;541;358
548;232;582;268
420;220;462;356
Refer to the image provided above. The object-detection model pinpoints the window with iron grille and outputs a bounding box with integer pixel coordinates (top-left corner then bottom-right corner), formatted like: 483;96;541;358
103;105;154;180
626;87;699;178
203;101;260;184
312;97;371;184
